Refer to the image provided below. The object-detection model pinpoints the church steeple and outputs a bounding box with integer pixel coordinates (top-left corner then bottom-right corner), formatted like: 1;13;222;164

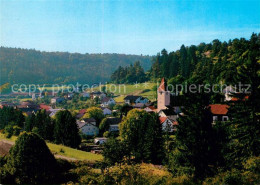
158;78;167;92
157;78;170;111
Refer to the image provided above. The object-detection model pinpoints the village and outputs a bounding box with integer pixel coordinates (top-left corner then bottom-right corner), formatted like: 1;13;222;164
0;78;240;154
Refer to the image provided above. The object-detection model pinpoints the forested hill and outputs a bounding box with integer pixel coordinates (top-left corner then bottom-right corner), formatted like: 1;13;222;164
148;33;260;86
0;47;152;84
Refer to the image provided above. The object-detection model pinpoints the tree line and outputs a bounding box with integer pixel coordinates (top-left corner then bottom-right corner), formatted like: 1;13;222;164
0;47;151;85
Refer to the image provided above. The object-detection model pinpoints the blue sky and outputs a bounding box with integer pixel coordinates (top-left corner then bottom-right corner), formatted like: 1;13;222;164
0;0;259;55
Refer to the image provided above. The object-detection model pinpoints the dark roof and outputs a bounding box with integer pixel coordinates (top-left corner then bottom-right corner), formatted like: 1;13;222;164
77;121;86;129
91;91;105;95
83;118;96;123
76;113;84;119
101;97;112;103
124;95;142;101
106;117;122;125
159;109;176;116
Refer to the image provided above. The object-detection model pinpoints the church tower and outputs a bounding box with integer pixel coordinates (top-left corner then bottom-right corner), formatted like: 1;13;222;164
157;78;171;111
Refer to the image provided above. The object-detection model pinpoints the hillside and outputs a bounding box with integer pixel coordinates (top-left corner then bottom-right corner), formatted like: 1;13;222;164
148;33;260;86
0;47;152;85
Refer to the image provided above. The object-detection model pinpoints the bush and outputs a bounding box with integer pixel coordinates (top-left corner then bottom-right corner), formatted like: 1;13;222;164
12;126;21;136
103;131;110;138
4;125;13;138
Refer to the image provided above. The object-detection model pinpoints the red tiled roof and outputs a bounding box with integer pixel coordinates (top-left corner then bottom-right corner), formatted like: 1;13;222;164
40;104;51;111
159;117;168;124
158;78;166;91
148;106;156;110
79;109;86;114
209;104;229;115
231;95;249;101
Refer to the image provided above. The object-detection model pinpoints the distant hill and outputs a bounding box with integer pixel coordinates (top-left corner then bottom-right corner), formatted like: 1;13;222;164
0;47;152;85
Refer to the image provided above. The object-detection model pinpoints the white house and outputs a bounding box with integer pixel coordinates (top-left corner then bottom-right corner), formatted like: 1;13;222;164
101;97;116;107
94;137;108;145
101;107;112;115
158;109;177;120
109;124;119;132
223;86;236;101
159;117;178;132
209;104;229;124
124;95;149;105
77;120;99;136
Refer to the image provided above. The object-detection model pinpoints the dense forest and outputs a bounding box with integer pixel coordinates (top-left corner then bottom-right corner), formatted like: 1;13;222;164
149;33;260;85
112;33;260;87
0;47;151;85
110;61;147;83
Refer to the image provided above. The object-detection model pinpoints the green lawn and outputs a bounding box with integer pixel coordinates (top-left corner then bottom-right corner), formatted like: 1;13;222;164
47;142;103;161
97;83;157;102
0;133;102;161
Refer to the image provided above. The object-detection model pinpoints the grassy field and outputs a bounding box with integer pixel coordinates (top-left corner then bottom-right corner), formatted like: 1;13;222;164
0;133;102;161
97;83;157;103
47;142;103;161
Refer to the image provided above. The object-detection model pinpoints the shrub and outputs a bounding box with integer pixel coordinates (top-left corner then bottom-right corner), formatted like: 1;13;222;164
103;131;110;138
12;126;21;136
4;125;13;138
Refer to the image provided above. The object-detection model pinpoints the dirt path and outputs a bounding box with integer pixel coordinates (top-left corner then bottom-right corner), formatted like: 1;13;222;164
0;139;78;161
0;140;13;156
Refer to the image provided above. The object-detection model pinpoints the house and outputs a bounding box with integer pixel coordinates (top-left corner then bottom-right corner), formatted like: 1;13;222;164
18;101;40;109
77;120;99;136
49;108;63;117
101;97;116;107
124;95;149;105
64;93;74;100
209;104;229;124
159;117;178;132
76;109;86;119
106;117;122;132
90;91;106;99
223;86;236;101
101;107;112;115
39;104;51;111
109;124;119;132
18;108;39;116
81;92;90;98
133;103;147;109
144;106;156;112
51;97;64;104
0;101;15;109
82;118;97;126
158;109;177;120
17;101;40;115
94;137;108;145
